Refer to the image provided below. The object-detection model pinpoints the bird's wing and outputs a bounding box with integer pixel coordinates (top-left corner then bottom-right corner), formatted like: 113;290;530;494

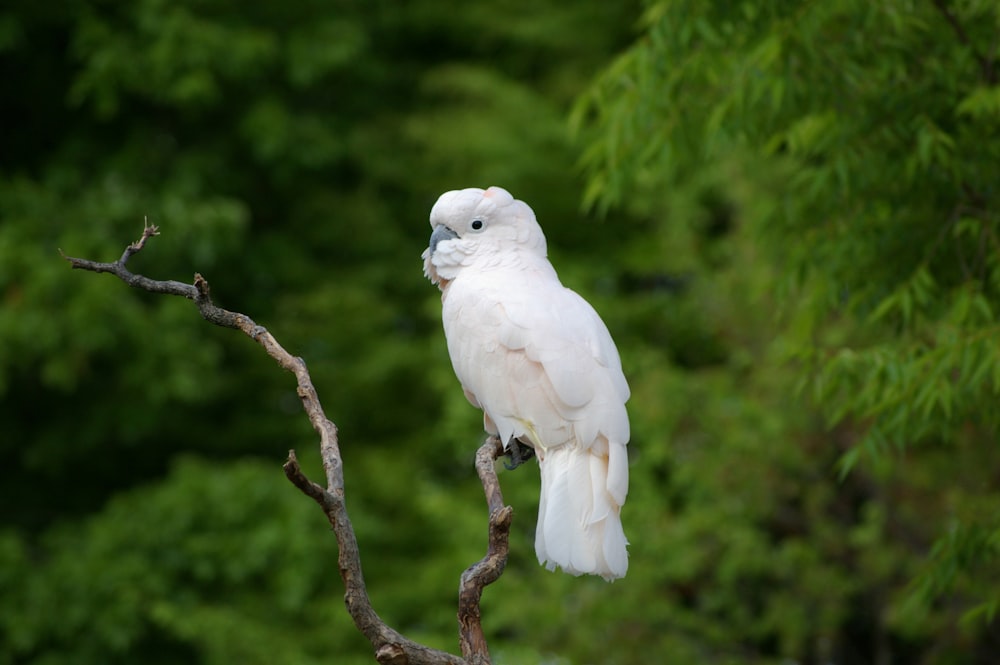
442;266;629;451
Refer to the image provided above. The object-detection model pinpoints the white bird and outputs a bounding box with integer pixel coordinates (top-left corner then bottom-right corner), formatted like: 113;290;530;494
422;186;630;580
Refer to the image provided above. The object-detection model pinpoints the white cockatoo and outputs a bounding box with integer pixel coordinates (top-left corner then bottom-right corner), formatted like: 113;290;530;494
422;186;630;580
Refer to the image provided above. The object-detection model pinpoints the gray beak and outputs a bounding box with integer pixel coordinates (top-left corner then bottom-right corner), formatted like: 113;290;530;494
428;225;459;255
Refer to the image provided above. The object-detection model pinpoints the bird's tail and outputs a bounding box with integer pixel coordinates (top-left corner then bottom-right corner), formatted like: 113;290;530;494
534;440;628;581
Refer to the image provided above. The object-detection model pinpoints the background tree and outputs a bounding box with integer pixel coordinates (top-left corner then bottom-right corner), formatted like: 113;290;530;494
3;0;1000;664
575;0;1000;661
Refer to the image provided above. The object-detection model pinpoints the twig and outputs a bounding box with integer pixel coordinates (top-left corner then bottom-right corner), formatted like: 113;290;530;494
63;223;512;665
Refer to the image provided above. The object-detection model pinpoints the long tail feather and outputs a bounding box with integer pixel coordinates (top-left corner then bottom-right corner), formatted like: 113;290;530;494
534;442;628;580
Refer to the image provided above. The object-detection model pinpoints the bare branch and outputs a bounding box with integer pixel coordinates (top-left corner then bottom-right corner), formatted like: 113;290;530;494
284;453;466;665
124;217;161;259
63;223;514;665
458;437;512;665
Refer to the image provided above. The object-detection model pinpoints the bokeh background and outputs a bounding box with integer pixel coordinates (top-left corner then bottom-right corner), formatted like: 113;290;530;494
2;1;999;663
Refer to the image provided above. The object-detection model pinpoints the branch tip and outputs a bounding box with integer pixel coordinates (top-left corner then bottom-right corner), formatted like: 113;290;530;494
142;215;160;236
193;273;211;299
129;219;159;251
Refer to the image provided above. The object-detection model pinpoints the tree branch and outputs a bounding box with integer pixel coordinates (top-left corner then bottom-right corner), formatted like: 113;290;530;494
63;223;512;665
458;437;512;665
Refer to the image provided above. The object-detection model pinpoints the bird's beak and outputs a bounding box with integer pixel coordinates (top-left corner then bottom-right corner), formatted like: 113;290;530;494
428;225;459;255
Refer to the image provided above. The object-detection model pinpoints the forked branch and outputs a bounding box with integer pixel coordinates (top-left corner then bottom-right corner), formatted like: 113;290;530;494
63;223;512;665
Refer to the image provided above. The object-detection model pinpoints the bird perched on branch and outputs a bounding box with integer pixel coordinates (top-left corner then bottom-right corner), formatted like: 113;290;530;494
422;186;630;580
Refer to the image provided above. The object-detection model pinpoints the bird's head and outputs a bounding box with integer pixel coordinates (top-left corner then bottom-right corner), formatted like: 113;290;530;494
422;186;547;288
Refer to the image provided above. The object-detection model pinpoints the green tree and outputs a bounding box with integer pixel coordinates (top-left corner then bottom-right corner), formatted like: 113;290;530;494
575;0;1000;661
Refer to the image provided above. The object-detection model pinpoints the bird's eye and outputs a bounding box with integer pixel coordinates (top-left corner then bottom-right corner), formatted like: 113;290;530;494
471;219;484;231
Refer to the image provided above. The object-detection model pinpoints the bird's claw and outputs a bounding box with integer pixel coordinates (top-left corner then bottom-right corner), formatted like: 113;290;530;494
503;438;536;470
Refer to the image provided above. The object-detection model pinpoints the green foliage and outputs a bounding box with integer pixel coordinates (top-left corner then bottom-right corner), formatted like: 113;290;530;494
576;0;1000;660
0;457;374;664
5;0;1000;663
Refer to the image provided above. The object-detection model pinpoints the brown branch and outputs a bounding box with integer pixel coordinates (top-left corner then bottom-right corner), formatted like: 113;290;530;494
63;223;513;665
458;436;512;665
283;452;464;665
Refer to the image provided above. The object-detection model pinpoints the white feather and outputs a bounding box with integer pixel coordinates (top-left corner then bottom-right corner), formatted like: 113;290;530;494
425;186;631;580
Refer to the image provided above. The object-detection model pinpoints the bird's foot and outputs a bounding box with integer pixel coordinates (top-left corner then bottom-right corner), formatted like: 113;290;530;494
503;438;536;470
